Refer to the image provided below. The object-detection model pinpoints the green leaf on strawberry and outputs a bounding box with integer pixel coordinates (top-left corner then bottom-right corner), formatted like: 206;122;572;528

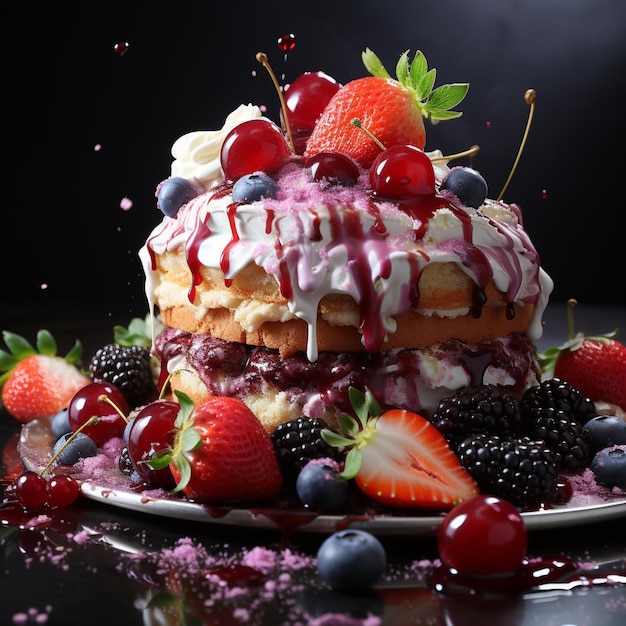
322;386;478;509
148;390;201;493
362;48;469;122
113;314;164;349
0;329;83;387
537;299;626;410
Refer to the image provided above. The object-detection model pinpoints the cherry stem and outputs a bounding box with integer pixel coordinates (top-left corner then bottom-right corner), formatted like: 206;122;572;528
40;416;100;475
431;144;480;163
497;89;536;201
566;298;578;340
256;51;295;154
351;118;386;150
98;394;128;423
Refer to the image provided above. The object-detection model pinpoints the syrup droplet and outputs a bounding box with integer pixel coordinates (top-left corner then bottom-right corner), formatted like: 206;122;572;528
277;33;296;52
113;41;130;56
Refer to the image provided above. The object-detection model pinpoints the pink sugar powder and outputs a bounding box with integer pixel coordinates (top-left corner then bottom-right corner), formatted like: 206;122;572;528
566;468;625;507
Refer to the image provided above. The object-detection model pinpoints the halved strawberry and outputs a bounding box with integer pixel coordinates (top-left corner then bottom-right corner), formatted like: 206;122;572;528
0;330;90;423
322;388;478;510
304;48;468;168
538;299;626;410
150;392;282;502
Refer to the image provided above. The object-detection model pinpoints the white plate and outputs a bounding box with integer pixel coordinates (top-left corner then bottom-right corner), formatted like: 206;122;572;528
19;418;626;535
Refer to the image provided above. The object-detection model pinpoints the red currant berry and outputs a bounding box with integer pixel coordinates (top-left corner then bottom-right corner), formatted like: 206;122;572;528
46;474;80;508
306;152;360;186
283;71;340;154
370;144;435;200
220;119;290;182
438;495;527;575
68;382;128;446
15;471;48;509
127;400;179;487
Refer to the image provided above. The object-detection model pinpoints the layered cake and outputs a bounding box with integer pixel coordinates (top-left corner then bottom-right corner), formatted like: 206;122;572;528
139;49;553;434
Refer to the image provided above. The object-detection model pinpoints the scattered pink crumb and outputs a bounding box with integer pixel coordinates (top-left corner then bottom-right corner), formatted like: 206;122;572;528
120;197;133;210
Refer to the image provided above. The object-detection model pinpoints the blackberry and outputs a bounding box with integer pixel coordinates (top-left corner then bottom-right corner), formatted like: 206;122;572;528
456;434;558;508
430;384;523;443
519;378;594;472
89;343;158;409
522;406;590;472
270;417;343;486
519;378;597;427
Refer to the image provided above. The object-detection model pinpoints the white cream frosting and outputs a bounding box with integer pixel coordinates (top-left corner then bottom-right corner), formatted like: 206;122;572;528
141;109;553;362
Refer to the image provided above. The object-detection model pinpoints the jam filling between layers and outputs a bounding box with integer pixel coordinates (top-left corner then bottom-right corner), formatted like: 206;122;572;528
155;328;540;420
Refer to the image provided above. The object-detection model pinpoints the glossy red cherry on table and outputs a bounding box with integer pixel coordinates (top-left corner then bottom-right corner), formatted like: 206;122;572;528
437;495;528;575
370;144;435;201
282;71;340;154
68;382;129;446
15;471;49;509
47;474;80;507
127;399;179;487
220;119;291;182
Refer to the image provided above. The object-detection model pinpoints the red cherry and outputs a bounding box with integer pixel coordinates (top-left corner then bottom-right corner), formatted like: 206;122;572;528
306;152;360;186
282;71;340;154
47;474;80;507
68;382;129;446
127;400;179;487
220;119;290;182
370;145;435;200
437;495;527;575
15;471;48;509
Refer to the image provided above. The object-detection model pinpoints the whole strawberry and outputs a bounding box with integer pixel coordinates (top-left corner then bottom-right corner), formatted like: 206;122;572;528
539;300;626;411
322;387;478;510
1;330;90;423
304;48;468;168
152;392;282;502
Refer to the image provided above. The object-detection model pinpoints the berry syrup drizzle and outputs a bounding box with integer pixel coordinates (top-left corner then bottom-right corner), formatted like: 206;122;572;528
143;161;545;361
429;556;626;595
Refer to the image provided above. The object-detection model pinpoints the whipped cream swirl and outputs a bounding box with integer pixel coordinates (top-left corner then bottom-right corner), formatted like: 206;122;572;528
170;104;263;189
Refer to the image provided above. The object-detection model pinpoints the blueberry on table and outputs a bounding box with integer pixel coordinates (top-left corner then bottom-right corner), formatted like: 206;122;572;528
316;529;387;591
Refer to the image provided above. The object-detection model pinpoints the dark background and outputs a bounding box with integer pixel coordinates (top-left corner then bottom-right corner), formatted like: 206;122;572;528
5;0;626;338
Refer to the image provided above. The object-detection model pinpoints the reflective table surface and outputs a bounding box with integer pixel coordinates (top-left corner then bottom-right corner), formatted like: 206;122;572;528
1;305;625;626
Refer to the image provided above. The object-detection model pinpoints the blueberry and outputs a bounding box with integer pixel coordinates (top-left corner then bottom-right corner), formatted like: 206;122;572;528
316;529;387;591
582;415;626;454
232;173;278;203
157;177;198;217
50;408;71;439
296;462;349;510
53;432;98;465
590;446;626;490
441;166;488;208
